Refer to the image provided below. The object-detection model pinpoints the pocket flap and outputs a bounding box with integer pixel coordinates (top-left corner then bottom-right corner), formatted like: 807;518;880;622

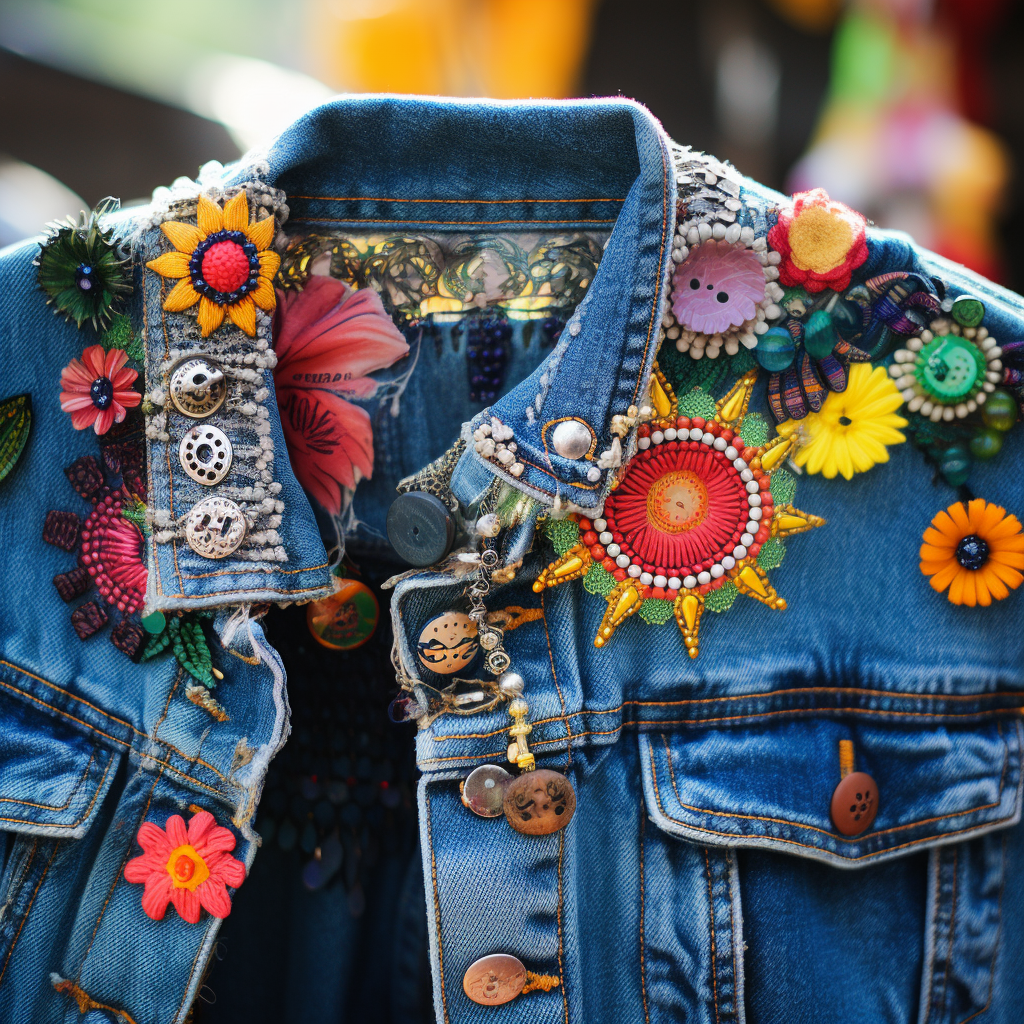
0;686;121;838
640;716;1023;867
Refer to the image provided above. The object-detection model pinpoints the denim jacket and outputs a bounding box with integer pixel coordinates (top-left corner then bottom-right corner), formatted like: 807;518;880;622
2;95;1024;1024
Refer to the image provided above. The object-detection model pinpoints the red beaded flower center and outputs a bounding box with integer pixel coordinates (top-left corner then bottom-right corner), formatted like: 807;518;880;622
200;240;250;294
607;444;749;573
173;854;195;882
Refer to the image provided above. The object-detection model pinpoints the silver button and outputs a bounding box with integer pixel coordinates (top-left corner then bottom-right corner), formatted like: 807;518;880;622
184;496;247;559
170;357;226;418
179;425;232;485
551;419;593;459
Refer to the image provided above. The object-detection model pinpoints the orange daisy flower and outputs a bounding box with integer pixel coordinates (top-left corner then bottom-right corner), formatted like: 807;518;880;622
920;498;1024;607
146;192;279;337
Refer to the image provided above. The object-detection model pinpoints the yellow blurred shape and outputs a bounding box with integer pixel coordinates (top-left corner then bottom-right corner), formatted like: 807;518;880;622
310;0;597;98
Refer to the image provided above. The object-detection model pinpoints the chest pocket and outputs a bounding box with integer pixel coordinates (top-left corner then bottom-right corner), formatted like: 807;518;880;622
638;716;1021;1024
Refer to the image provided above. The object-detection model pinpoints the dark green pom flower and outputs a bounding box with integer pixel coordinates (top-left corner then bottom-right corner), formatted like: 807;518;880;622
36;198;132;331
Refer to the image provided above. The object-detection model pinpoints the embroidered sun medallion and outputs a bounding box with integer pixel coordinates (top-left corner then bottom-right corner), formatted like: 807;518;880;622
533;369;825;657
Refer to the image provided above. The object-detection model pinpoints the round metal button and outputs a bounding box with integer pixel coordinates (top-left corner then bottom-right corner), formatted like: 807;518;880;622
416;611;478;675
169;357;227;418
386;491;455;567
179;425;233;485
184;496;247;559
463;953;527;1006
503;768;576;836
830;771;878;836
462;764;513;818
551;419;593;460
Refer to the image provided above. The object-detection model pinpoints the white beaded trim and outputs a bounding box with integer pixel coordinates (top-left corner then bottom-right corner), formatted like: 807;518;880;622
888;317;1003;422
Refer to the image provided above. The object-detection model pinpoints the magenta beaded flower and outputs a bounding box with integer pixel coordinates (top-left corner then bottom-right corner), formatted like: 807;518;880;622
671;240;766;335
59;344;141;435
80;492;147;615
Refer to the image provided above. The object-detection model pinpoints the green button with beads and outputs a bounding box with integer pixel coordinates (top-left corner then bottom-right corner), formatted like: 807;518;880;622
916;334;985;402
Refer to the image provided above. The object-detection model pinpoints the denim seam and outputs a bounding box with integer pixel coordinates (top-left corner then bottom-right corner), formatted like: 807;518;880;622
639;811;651;1024
541;591;573;766
919;849;942;1024
433;690;1024;742
178;561;330;580
936;845;959;1021
75;765;165;984
0;659;133;730
288;216;620;227
953;837;1005;1024
659;728;1012;844
287;195;629;203
0;838;37;986
557;828;569;1024
703;849;720;1024
0;750;96;812
174;919;215;1023
425;793;450;1024
646;736;1019;862
0;841;56;989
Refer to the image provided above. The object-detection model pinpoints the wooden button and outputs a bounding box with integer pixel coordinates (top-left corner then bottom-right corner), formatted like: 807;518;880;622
463;953;526;1006
306;579;379;650
830;771;878;836
503;768;576;836
416;611;478;675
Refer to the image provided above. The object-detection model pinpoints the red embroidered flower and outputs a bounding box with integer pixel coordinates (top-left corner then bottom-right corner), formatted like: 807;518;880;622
59;344;141;434
767;188;869;294
273;276;409;515
124;810;245;923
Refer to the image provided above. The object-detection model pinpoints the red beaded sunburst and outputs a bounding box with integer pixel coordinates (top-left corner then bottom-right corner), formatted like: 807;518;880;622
533;368;825;657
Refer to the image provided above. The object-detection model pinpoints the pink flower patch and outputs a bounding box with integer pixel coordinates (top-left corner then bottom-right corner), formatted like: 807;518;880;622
671;240;765;335
59;345;141;435
273;277;410;515
124;810;245;924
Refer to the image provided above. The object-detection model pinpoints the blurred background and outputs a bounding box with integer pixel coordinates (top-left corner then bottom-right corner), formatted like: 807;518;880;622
0;0;1021;287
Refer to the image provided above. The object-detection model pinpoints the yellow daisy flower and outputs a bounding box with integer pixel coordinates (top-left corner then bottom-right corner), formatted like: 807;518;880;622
146;192;279;337
776;362;907;480
920;498;1024;607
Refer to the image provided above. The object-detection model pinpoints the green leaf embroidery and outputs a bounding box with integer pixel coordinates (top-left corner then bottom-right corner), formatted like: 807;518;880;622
176;618;215;687
0;394;31;485
100;313;144;363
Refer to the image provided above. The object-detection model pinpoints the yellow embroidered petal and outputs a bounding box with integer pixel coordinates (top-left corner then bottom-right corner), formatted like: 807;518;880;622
197;297;225;336
222;191;249;232
196;194;224;236
250;276;276;312
146;251;191;279
160;220;204;253
227;295;257;336
163;278;200;312
258;249;281;279
245;215;275;251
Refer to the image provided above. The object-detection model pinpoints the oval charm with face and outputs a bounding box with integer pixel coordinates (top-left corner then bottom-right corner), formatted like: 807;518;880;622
416;611;479;675
502;768;576;836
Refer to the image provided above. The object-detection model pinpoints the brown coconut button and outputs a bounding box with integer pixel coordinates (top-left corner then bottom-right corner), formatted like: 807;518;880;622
830;771;878;836
503;769;576;836
416;611;479;675
463;954;527;1006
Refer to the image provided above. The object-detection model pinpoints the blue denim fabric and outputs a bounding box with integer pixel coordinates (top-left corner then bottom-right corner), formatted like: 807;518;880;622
3;93;1024;1024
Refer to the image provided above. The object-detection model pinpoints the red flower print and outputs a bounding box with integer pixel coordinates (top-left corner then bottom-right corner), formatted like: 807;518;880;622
124;810;245;923
767;188;869;294
60;344;141;435
273;276;409;515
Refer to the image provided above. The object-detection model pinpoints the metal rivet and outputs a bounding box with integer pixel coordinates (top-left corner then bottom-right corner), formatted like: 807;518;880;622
463;954;527;1006
169;357;227;418
551;419;593;460
179;425;233;485
184;496;247;560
